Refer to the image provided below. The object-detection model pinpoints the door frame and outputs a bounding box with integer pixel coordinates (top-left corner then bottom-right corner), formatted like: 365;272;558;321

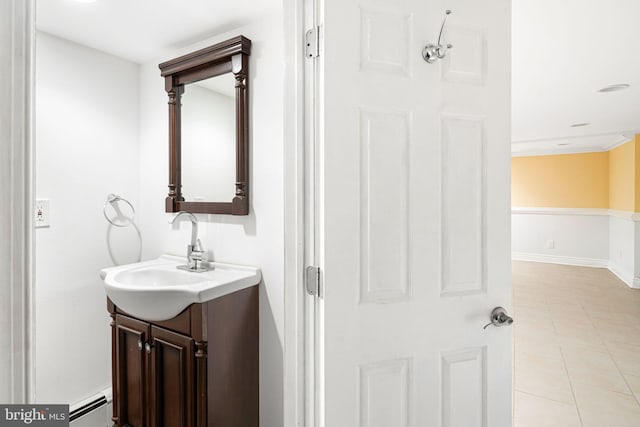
282;0;306;425
1;0;36;404
283;0;320;424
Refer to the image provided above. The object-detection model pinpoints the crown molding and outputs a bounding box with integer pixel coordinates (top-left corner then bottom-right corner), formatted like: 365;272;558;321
511;131;637;157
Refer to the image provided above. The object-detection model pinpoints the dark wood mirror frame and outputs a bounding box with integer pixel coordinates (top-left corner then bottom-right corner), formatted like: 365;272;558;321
159;36;251;215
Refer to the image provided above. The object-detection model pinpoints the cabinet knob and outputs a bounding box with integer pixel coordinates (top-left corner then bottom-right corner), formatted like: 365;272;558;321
137;339;143;351
145;341;154;354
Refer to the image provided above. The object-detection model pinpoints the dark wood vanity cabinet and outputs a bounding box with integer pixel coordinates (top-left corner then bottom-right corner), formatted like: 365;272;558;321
108;285;258;427
149;326;196;427
113;315;150;427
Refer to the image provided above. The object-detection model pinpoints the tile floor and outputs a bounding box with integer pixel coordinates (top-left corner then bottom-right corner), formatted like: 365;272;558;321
513;261;640;427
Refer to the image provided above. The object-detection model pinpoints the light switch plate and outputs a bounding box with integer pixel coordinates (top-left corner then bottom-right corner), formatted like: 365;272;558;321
35;199;50;228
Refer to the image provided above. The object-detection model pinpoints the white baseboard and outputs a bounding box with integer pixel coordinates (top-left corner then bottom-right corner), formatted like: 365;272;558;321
608;263;638;289
512;253;640;289
512;252;609;268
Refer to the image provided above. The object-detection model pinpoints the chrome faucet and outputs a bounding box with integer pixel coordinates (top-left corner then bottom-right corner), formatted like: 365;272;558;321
170;211;209;272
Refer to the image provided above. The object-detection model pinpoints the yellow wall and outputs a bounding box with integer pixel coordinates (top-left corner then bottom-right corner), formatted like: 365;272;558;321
609;138;636;211
512;137;640;212
512;152;610;208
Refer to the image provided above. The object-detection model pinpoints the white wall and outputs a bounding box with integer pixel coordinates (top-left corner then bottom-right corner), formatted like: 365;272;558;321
137;15;284;426
33;11;285;422
34;32;140;404
609;214;639;286
512;210;610;266
512;209;640;288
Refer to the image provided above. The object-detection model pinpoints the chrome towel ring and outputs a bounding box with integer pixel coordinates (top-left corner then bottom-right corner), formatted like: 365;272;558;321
103;194;135;227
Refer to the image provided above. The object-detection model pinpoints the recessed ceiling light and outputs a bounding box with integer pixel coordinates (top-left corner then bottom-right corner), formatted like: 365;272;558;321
558;143;571;146
570;122;590;127
598;84;631;93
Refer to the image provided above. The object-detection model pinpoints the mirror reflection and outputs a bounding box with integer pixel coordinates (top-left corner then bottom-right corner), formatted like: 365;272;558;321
181;73;236;202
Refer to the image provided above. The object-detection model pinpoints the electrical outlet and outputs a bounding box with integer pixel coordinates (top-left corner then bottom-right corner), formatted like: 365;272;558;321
35;199;50;228
546;239;555;249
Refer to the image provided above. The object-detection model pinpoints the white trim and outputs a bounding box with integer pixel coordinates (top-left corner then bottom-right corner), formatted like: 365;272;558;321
283;0;306;424
284;0;322;424
512;253;640;289
512;145;617;158
608;210;640;221
512;130;637;145
512;252;609;269
511;207;609;216
0;0;35;404
511;131;636;158
607;262;637;289
512;207;640;221
283;0;305;427
603;136;635;151
311;0;322;424
26;0;36;403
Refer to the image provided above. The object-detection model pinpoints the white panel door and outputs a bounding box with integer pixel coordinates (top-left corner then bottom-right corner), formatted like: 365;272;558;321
318;0;511;425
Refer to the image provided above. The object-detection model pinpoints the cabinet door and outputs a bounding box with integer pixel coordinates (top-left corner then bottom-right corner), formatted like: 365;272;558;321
149;326;195;427
114;315;149;427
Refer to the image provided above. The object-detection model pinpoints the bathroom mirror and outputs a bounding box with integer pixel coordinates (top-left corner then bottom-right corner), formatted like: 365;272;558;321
181;73;236;202
159;36;251;215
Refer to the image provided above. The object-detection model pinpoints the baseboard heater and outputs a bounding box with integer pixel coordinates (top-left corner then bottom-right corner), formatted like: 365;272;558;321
70;388;112;423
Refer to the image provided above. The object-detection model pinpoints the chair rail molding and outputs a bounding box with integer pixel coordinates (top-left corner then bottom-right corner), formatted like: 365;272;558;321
512;206;640;289
512;207;640;221
608;209;640;222
511;206;608;216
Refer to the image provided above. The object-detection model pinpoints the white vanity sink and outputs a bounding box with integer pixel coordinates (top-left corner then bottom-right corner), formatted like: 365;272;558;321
100;255;261;321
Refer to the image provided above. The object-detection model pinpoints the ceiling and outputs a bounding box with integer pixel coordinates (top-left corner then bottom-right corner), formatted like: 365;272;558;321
36;0;280;64
37;0;640;156
512;0;640;155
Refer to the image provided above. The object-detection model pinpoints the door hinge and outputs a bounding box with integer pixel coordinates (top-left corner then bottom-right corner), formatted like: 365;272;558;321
305;26;320;59
305;266;320;296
